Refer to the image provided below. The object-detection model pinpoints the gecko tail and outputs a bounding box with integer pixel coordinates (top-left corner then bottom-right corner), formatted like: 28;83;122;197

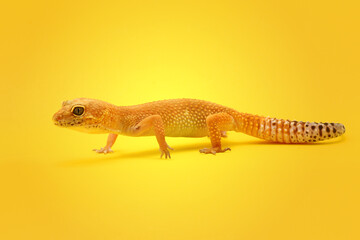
233;113;345;143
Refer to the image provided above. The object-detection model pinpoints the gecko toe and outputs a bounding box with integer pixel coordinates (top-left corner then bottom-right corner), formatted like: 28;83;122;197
160;148;171;159
200;147;231;154
199;148;216;155
94;148;104;153
93;147;113;154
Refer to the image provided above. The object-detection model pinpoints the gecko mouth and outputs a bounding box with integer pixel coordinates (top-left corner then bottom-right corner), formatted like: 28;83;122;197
54;121;83;127
54;122;102;132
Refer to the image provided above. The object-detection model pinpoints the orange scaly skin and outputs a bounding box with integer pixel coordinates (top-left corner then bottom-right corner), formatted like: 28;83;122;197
52;98;346;158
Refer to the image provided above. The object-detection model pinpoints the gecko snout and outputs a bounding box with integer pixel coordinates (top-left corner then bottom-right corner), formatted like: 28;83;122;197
52;112;62;123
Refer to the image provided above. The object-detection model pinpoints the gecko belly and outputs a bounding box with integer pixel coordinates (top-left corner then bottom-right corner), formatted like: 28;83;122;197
165;127;209;138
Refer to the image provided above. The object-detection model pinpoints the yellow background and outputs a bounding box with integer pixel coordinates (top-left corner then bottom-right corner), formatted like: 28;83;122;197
1;0;359;239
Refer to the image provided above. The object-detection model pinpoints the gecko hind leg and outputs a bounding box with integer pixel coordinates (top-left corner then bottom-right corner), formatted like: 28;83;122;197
200;113;234;155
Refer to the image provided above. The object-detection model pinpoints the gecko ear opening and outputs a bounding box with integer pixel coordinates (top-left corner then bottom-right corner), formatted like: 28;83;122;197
71;105;85;116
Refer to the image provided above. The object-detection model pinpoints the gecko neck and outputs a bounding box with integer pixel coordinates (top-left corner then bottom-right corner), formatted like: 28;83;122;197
98;105;131;134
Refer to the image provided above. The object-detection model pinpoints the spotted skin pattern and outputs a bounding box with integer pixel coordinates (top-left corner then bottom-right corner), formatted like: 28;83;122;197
52;98;346;158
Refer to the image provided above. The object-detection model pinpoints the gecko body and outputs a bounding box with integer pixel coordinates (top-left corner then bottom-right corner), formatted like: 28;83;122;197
52;98;345;158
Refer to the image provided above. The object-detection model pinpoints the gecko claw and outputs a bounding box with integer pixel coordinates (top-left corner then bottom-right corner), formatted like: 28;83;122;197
160;149;171;159
167;143;174;151
159;145;173;159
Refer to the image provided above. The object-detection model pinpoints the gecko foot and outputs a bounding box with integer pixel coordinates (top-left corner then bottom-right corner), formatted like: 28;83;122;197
159;144;174;159
93;147;113;154
199;147;231;155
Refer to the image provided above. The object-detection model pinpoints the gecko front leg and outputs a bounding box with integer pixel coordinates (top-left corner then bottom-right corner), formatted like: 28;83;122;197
93;133;118;154
131;115;173;159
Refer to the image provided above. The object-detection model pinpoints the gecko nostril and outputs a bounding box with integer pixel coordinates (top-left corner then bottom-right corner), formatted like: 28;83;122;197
53;113;62;122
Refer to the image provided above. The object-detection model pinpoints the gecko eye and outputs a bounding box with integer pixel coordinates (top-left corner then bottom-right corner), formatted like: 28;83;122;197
72;106;85;116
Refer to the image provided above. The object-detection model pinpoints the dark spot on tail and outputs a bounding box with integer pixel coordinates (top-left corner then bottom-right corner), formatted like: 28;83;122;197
311;126;315;130
326;127;330;133
333;128;336;133
319;125;323;137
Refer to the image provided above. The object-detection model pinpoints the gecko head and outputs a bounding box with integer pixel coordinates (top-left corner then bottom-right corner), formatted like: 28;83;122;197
52;98;109;133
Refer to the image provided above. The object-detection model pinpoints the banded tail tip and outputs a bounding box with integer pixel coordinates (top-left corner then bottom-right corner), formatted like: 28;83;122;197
304;122;345;142
334;123;345;135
